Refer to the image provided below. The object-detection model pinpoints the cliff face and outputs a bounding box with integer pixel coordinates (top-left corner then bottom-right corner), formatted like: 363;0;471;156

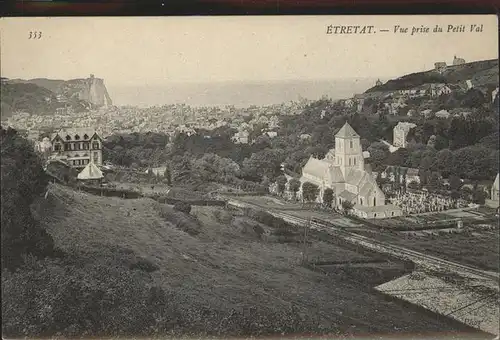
78;76;113;108
7;75;113;109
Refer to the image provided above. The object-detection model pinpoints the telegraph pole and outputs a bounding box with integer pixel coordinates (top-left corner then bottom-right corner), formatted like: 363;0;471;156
301;216;311;265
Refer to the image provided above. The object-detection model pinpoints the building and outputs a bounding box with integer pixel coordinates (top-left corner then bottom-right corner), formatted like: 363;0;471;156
393;122;416;148
145;166;167;177
453;55;466;66
265;131;278;139
434;62;447;73
486;173;499;208
34;137;52;153
375;79;383;86
492;87;499;103
299;122;402;219
50;128;103;169
77;162;104;186
435;109;451;119
429;84;452;97
381;166;420;186
299;133;311;141
232;130;250;144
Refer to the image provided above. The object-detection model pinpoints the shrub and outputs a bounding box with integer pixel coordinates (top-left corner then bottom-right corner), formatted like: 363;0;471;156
173;201;192;214
156;204;201;236
253;225;265;238
129;258;159;273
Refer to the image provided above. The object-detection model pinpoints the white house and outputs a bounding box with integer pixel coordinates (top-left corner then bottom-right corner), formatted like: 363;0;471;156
435;109;451;119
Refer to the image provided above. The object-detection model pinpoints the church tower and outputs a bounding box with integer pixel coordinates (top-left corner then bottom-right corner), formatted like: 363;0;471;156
334;122;364;177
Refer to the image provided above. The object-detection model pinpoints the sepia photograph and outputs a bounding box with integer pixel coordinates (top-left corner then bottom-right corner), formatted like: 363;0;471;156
1;15;499;339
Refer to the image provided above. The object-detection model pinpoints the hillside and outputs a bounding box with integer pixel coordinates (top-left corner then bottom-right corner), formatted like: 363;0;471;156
1;75;113;119
366;59;498;93
2;183;485;338
8;78;67;93
0;82;57;119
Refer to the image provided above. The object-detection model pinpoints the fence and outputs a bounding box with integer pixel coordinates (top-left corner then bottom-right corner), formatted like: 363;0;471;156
76;185;227;206
221;191;268;197
151;195;226;207
77;185;143;199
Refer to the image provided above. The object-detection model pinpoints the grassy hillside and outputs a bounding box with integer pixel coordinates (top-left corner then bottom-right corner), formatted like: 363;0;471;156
2;183;486;338
0;82;57;118
8;78;67;93
366;59;498;93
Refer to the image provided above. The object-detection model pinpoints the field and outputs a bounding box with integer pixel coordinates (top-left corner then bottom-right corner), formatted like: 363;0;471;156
379;227;500;272
226;195;362;228
230;195;500;272
371;208;498;231
4;183;488;338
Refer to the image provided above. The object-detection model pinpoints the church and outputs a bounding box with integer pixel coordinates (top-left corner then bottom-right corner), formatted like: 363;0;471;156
299;122;402;219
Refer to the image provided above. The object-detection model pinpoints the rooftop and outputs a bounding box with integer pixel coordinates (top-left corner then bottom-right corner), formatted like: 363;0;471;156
335;122;359;139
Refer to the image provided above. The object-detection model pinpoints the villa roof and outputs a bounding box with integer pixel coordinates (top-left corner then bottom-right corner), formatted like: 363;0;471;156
335;122;359;139
51;127;100;142
77;162;104;180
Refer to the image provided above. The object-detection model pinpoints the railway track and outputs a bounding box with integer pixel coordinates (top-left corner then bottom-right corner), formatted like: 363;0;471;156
227;199;500;286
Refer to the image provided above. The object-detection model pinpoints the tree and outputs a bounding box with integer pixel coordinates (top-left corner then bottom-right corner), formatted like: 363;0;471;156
173;201;192;214
460;186;473;201
367;142;390;171
323;188;334;208
408;180;420;190
341;200;354;214
426;172;442;192
164;166;172;186
289;178;301;199
472;189;487;205
435;149;454;177
448;175;462;191
242;148;287;182
302;182;319;202
1;127;56;271
450;190;460;200
276;175;288;195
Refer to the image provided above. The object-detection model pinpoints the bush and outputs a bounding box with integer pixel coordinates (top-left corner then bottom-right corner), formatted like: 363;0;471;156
129;258;159;273
173;201;192;214
156;204;201;236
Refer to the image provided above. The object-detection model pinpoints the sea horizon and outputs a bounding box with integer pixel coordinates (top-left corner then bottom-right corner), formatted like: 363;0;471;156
106;77;383;108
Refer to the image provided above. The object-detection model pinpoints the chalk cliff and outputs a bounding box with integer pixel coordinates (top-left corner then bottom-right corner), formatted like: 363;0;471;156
77;75;113;108
6;74;113;109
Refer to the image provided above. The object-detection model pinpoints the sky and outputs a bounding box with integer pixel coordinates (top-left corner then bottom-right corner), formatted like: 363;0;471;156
1;15;498;89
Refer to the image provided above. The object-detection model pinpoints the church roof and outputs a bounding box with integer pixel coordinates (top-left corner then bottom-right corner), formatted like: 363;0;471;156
364;163;373;174
77;162;104;180
326;166;344;184
335;122;359;139
339;190;357;202
302;157;329;180
345;169;366;187
359;181;376;197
